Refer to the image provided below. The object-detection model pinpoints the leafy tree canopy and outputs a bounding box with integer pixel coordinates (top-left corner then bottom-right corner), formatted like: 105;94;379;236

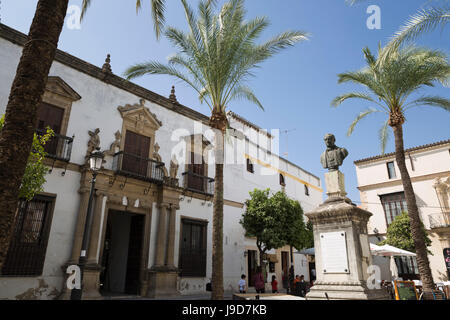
240;189;311;263
379;211;432;253
0;115;53;201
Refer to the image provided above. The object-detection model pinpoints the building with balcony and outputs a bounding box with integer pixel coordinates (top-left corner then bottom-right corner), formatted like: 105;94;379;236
0;24;322;299
354;139;450;282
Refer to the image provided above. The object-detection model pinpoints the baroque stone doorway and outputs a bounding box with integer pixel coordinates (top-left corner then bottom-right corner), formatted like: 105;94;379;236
100;210;145;296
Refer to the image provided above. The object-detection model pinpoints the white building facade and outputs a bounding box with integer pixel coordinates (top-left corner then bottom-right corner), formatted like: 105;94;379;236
354;140;450;282
0;24;322;299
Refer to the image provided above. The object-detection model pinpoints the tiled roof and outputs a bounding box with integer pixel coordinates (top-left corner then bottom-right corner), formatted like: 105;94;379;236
354;139;450;164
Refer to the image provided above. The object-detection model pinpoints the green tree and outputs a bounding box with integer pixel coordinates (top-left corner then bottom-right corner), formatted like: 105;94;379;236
379;212;432;254
332;45;449;291
124;0;308;299
240;189;286;269
240;189;309;270
0;115;53;201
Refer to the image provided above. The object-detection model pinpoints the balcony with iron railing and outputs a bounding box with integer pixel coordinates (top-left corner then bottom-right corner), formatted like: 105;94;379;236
112;151;165;184
429;212;450;229
182;171;215;196
36;129;73;162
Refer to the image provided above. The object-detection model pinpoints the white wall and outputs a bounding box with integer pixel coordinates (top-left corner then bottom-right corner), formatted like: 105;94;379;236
0;35;322;298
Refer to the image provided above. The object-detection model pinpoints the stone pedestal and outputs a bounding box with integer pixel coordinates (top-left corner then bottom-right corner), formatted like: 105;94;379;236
147;267;180;298
305;171;390;300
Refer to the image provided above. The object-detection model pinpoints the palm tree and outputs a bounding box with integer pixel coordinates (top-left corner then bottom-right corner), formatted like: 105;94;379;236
0;0;69;272
0;0;186;271
332;45;450;292
124;0;308;299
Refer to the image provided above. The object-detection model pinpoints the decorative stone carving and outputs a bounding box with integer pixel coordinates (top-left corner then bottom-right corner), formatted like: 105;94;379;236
105;130;121;156
170;155;179;179
102;54;112;74
86;128;101;157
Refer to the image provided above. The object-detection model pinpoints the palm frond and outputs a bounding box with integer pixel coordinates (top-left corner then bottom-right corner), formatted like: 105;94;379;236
405;95;450;111
227;86;264;111
379;119;390;154
81;0;91;21
347;108;379;136
380;6;449;63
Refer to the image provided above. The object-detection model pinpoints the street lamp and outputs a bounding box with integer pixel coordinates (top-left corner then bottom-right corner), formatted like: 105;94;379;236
71;148;104;300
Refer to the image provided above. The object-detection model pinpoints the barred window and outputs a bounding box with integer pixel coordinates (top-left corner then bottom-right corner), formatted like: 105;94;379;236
179;219;207;277
1;196;55;276
380;192;408;226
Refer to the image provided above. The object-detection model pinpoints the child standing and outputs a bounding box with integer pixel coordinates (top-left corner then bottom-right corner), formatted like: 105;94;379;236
239;274;247;293
271;275;278;293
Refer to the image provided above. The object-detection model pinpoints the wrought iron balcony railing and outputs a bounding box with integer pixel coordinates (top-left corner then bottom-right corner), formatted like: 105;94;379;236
182;171;215;196
36;129;73;162
429;212;450;229
112;151;165;184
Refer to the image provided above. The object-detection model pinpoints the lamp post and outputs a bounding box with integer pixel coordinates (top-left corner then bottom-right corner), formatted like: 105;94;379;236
71;148;104;300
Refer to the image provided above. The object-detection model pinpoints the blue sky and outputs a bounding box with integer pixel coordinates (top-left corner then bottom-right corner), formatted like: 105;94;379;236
1;0;449;203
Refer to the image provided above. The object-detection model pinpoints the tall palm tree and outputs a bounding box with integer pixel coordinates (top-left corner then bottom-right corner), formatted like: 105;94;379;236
124;0;308;299
0;0;185;271
0;0;69;272
332;45;450;292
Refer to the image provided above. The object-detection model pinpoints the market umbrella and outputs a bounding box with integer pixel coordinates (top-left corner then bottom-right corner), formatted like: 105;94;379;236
377;245;416;257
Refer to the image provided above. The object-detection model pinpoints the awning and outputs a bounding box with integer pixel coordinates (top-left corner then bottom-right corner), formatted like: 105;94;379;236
298;248;315;255
370;244;416;257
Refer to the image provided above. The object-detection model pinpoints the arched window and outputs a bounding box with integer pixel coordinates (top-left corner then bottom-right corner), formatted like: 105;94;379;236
304;185;310;196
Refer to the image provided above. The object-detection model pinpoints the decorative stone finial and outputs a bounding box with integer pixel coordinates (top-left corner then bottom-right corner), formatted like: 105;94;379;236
169;85;177;102
102;54;112;73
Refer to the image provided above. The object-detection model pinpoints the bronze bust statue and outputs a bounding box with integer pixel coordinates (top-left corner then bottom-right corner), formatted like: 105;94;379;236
320;134;348;171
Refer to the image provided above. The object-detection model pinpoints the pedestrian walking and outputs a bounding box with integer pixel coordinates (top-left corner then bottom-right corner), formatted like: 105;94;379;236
239;274;247;294
254;266;265;294
271;275;278;293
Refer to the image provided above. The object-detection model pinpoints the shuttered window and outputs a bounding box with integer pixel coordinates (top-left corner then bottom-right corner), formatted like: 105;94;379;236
187;152;206;192
122;131;151;177
179;219;207;277
1;196;55;276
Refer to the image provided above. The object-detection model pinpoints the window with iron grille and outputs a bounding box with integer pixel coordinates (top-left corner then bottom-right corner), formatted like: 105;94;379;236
1;196;55;276
179;219;207;277
380;192;408;226
395;256;419;279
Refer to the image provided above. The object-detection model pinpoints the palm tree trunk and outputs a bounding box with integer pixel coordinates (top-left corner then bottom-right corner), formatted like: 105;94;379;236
392;124;435;291
210;111;226;300
0;0;68;270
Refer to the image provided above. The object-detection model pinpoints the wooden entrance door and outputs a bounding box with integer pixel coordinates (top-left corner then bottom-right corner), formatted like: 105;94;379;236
122;131;150;177
247;250;257;287
125;214;145;295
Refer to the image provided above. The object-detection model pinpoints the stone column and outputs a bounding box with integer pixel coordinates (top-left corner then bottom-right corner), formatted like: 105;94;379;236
69;189;90;262
166;205;178;268
87;192;105;263
155;204;168;267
